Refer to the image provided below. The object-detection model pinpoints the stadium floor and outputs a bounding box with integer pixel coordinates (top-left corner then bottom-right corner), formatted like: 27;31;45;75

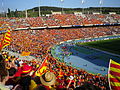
51;35;120;75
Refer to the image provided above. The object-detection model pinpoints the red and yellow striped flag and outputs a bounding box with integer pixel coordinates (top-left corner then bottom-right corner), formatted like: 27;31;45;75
35;56;48;76
108;59;120;90
0;25;11;51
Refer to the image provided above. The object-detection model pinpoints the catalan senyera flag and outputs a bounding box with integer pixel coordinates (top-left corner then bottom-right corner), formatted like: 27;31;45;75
21;51;31;56
0;26;11;51
35;56;48;76
108;59;120;90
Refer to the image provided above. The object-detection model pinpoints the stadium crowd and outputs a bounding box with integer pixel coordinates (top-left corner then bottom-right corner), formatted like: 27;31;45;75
0;51;109;90
0;26;120;89
0;14;120;29
0;14;120;90
7;26;120;59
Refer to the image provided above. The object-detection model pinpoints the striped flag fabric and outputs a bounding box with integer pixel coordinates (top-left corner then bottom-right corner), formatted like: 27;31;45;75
0;25;11;51
108;59;120;90
35;56;48;76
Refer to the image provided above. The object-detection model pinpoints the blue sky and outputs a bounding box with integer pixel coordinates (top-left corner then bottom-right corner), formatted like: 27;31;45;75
0;0;120;12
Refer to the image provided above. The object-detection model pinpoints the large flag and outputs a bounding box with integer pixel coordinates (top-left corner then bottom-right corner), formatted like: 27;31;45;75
35;56;48;76
0;25;11;51
21;51;31;56
108;59;120;90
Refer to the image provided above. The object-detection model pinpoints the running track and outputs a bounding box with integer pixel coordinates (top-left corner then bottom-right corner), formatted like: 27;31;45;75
51;35;120;75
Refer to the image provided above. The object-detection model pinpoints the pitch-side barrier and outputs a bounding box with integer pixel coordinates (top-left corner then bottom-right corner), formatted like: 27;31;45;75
10;23;120;31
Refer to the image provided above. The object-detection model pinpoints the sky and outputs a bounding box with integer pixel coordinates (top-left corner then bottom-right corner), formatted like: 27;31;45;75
0;0;120;12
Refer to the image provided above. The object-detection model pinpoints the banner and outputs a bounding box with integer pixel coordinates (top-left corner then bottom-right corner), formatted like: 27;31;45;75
21;51;31;56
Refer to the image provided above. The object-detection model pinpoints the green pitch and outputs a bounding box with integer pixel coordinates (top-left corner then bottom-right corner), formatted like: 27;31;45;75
80;38;120;55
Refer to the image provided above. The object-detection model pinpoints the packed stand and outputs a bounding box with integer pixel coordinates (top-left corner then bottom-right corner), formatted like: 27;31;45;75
5;26;120;59
0;14;120;29
0;14;120;90
26;17;45;27
0;51;109;90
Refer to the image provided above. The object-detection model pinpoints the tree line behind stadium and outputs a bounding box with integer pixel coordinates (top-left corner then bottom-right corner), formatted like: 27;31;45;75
1;6;120;17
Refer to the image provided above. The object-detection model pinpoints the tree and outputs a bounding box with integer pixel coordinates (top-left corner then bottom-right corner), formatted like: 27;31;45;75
14;9;18;17
7;8;11;17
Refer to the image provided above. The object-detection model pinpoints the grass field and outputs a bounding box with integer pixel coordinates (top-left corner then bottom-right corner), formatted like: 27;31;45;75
79;38;120;55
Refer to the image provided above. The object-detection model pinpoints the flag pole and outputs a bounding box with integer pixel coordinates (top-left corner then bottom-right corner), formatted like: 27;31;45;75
38;0;41;17
1;0;5;17
81;0;85;14
108;59;112;90
61;0;64;14
25;9;28;18
99;0;103;14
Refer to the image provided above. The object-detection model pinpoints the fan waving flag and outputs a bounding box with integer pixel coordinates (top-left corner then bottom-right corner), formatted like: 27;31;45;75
35;56;48;76
0;25;11;51
108;59;120;90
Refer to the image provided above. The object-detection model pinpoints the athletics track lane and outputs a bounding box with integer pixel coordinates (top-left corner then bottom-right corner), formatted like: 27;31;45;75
51;35;120;75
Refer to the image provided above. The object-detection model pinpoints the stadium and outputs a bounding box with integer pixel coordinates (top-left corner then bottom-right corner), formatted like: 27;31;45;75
0;0;120;90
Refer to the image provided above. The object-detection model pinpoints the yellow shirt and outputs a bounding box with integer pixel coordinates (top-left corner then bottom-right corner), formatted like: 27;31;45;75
29;80;37;90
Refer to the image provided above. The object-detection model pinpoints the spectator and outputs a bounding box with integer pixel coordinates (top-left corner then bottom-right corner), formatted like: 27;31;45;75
13;64;37;90
39;72;56;90
75;82;101;90
0;55;10;90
